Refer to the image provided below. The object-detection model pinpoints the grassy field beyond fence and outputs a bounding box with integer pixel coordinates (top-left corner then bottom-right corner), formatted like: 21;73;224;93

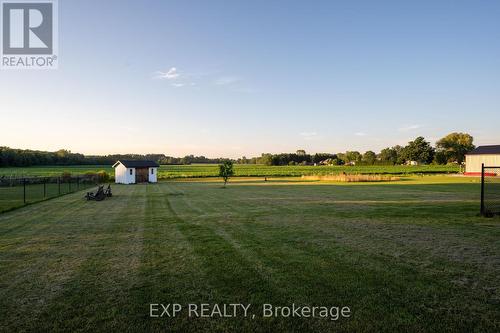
0;164;461;213
0;176;98;213
0;164;460;179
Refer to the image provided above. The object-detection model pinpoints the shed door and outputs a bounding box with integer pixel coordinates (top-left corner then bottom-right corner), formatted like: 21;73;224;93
135;168;149;183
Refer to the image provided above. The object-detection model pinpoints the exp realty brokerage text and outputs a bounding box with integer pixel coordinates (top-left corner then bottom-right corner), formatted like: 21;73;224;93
150;303;351;321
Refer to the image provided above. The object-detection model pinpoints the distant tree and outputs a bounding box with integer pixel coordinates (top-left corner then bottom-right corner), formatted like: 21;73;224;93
336;153;346;165
218;160;234;187
393;145;405;165
259;153;273;166
345;151;362;164
362;151;377;165
433;151;448;165
436;132;474;164
401;137;435;164
378;145;404;165
296;149;306;156
378;147;397;165
312;153;337;164
332;158;343;165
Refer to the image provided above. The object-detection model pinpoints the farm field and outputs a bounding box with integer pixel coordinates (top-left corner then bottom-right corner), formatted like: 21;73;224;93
0;163;460;178
0;176;499;332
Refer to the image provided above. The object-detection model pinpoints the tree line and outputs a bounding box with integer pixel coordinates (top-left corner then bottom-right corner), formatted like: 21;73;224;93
238;132;475;166
0;148;227;167
0;132;474;168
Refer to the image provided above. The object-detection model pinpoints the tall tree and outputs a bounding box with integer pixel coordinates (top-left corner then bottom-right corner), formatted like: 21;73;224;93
218;160;234;187
259;153;273;166
378;145;405;164
433;151;448;165
401;137;435;164
378;146;400;165
313;153;337;164
436;132;474;163
362;151;377;165
345;151;362;164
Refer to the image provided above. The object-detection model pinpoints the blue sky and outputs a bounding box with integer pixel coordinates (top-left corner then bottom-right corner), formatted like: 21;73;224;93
1;0;499;157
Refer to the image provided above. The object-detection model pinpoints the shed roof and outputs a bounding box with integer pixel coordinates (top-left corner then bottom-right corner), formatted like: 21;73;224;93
467;145;500;155
112;160;160;168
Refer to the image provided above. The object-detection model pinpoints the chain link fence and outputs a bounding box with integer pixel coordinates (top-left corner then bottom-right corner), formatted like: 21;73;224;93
0;174;100;213
481;165;500;217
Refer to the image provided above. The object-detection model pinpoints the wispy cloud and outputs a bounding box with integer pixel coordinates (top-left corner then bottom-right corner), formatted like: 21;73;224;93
154;68;251;91
398;124;421;132
214;76;241;86
299;132;318;141
355;132;367;136
155;67;180;80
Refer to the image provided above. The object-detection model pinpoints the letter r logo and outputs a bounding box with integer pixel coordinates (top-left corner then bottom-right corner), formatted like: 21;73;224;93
2;2;53;54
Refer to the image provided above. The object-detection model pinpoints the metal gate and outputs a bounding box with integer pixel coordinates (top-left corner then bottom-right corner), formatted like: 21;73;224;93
480;164;500;216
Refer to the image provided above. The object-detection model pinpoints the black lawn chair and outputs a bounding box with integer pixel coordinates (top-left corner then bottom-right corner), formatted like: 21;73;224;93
104;184;112;197
85;185;105;201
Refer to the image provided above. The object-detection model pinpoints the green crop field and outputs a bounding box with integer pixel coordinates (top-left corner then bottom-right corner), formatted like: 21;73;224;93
0;164;460;179
0;176;499;332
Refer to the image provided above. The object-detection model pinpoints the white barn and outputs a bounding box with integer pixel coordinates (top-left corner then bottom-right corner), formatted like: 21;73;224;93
112;160;159;184
465;145;500;175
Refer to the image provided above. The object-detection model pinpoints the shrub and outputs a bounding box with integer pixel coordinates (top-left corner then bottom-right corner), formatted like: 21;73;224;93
60;171;72;181
302;174;400;182
97;170;110;183
218;160;234;187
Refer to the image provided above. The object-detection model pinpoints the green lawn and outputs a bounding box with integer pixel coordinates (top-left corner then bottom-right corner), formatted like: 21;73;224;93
0;182;96;213
0;163;460;179
0;176;499;332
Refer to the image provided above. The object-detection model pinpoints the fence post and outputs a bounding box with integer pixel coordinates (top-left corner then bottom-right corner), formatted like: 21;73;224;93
480;163;485;216
69;177;71;192
23;178;26;204
43;178;46;197
77;176;79;190
58;177;61;195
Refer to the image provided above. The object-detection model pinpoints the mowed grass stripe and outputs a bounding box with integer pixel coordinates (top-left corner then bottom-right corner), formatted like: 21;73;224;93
0;189;109;300
167;184;359;332
32;185;147;332
0;191;90;236
158;182;499;332
132;183;225;332
158;183;411;331
153;183;297;332
193;183;431;331
0;185;144;331
0;194;96;331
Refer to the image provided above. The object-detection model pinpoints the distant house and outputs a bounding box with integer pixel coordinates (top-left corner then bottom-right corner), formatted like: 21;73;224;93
112;160;159;184
465;145;500;174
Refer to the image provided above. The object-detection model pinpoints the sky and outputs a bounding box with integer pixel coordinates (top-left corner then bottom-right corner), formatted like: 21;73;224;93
1;0;499;158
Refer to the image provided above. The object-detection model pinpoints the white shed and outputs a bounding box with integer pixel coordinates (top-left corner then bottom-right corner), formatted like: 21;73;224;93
465;145;500;175
112;160;159;184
